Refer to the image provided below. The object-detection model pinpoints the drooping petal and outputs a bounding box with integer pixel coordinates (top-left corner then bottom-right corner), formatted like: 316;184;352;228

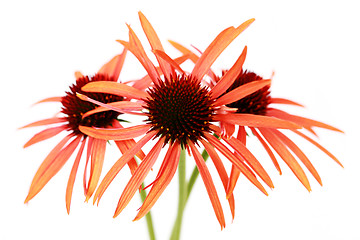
292;129;343;167
214;79;271;106
250;127;282;174
85;138;107;201
272;129;322;185
23;125;67;148
113;137;165;218
267;108;343;133
81;100;144;119
112;121;144;174
24;135;80;203
115;140;138;174
269;98;304;107
259;128;311;191
94;131;157;204
224;136;274;189
220;121;235;139
81;81;149;100
79;124;151;141
20;117;67;129
214;113;300;129
98;48;127;81
189;141;226;229
210;46;247;99
191;18;255;81
204;133;268;196
138;12;172;79
200;139;235;219
66;138;86;214
83;137;93;195
226;126;246;198
134;141;180;220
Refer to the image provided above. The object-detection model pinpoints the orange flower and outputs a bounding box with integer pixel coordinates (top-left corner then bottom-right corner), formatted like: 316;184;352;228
78;12;300;228
217;69;343;196
21;49;144;213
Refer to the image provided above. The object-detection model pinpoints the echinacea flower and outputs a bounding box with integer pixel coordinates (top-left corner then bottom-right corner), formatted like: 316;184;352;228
78;12;300;228
22;49;144;213
217;69;344;196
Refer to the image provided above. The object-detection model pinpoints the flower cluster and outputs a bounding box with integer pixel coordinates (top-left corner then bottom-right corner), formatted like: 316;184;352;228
22;12;342;231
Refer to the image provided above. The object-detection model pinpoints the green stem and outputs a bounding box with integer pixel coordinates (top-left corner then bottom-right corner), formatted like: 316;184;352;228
170;148;210;240
139;183;156;240
170;147;187;240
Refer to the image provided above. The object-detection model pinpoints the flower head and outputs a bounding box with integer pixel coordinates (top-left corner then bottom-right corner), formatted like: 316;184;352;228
219;69;343;196
78;12;300;228
21;49;143;213
144;74;214;145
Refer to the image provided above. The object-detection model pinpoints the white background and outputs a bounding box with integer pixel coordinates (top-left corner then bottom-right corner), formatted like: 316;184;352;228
1;0;359;239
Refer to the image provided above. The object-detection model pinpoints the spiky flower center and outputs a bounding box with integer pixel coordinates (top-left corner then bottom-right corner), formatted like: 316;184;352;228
144;75;214;145
61;73;123;135
225;70;270;115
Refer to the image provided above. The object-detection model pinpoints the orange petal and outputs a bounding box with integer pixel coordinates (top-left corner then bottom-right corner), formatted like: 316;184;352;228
259;128;311;191
200;139;235;219
85;138;107;201
292;129;343;167
134;141;180;220
224;136;274;189
79;124;151;141
113;123;142;174
226;126;246;198
220;121;235;139
94;131;156;204
83;137;93;195
214;79;271;106
153;50;185;75
81;81;149;100
74;71;83;79
267;108;343;133
269;98;304;107
250;127;282;174
205;133;268;196
66;138;86;214
138;12;172;79
113;137;165;218
81;101;143;119
272;129;322;185
24;135;80;203
191;18;255;81
210;46;247;99
33;97;62;105
98;48;127;81
117;25;160;85
112;121;146;161
189;141;226;229
132;75;153;91
168;40;200;64
20;117;67;129
214;113;300;129
23;125;67;148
